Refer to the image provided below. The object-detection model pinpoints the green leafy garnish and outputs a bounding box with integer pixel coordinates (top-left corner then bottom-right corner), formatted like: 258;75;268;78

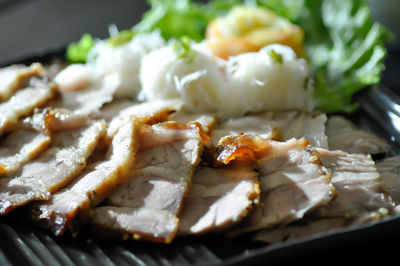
65;0;391;114
106;29;136;47
303;0;392;113
173;36;197;63
267;49;283;64
134;0;211;42
66;34;95;63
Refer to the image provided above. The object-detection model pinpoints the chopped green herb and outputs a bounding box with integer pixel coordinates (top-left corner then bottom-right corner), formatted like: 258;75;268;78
106;30;136;47
267;49;283;64
173;36;197;63
66;34;95;63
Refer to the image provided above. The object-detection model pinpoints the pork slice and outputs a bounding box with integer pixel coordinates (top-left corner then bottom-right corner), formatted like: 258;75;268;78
326;115;389;154
314;149;395;219
0;121;105;214
210;116;281;144
252;218;347;243
34;118;141;236
210;110;327;148
106;99;182;139
252;150;396;243
169;110;218;134
0;63;45;101
376;156;400;204
0;127;51;177
91;122;204;243
98;99;136;122
0;77;57;136
55;73;119;116
178;166;260;235
228;138;333;235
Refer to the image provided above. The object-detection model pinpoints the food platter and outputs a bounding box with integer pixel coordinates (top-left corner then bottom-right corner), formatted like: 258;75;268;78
0;47;400;265
2;0;400;263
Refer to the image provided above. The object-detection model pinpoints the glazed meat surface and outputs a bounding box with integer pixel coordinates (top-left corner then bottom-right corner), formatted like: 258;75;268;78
210;111;328;148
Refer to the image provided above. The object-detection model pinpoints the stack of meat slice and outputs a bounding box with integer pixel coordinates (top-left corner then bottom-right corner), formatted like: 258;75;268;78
33;117;141;236
209;110;328;148
253;149;395;243
0;63;184;238
178;165;260;236
0;120;105;214
213;135;334;236
90;121;206;243
0;62;398;246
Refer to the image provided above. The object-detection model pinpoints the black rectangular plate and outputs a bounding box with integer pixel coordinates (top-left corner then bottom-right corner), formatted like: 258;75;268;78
0;49;400;266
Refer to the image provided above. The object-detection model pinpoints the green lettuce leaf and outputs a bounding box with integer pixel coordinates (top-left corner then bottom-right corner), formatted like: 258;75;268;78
302;0;391;113
134;0;212;42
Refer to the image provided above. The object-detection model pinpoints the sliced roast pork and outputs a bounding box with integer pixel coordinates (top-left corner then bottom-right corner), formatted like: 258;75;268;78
210;110;328;148
91;122;205;243
105;99;182;139
326;115;389;154
169;110;218;134
313;149;395;219
34;118;141;236
222;137;334;235
376;156;400;204
252;149;396;244
178;166;260;235
0;119;51;176
0;77;57;136
0;63;45;101
0;121;105;214
55;73;120;116
98;99;136;122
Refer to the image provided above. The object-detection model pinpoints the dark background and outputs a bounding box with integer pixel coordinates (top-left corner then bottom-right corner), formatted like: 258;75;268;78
0;0;149;62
